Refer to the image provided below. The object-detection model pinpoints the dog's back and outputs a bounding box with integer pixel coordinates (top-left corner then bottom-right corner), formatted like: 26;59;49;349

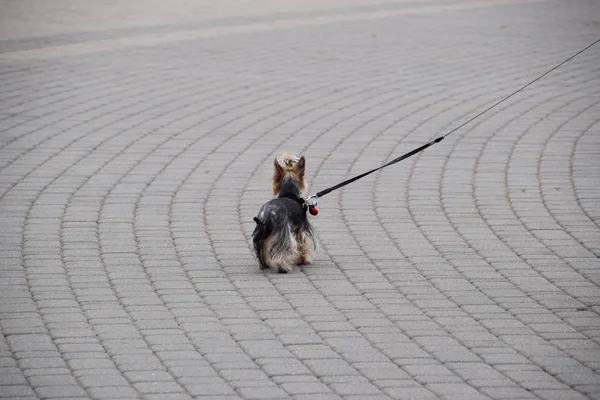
252;197;307;269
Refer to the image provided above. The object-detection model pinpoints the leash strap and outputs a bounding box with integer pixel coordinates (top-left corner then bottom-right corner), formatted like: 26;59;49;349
307;37;600;202
315;136;443;198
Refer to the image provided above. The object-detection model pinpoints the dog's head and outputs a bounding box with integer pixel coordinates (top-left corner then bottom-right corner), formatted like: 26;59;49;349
272;154;306;197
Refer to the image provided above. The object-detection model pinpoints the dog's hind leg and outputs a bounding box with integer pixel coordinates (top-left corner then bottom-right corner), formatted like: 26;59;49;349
272;225;299;273
273;245;297;273
295;230;314;265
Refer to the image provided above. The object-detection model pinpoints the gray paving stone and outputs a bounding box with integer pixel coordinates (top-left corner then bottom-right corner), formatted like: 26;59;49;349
354;362;410;381
220;369;270;381
34;385;88;398
426;383;481;396
304;359;357;377
144;394;194;400
86;386;141;399
23;367;72;377
260;359;312;377
531;390;590;400
0;373;28;386
479;386;539;399
133;381;186;395
383;386;437;399
0;387;37;399
330;381;383;396
294;395;343;400
280;381;331;395
27;374;78;387
123;370;176;383
236;386;288;399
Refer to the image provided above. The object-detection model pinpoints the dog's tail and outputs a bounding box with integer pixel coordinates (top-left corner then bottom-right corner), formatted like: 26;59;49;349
252;213;273;268
252;210;295;269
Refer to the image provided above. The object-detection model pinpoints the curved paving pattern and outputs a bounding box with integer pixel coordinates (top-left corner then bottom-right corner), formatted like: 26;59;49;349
1;0;600;399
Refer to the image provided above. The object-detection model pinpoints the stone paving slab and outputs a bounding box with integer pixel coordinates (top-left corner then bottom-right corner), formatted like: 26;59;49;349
1;0;600;399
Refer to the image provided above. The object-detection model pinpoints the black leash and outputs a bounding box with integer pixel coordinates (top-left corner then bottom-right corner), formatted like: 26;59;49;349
305;37;600;205
314;136;444;199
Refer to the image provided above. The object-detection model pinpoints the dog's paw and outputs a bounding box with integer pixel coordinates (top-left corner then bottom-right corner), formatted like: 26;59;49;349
297;252;313;265
277;266;292;273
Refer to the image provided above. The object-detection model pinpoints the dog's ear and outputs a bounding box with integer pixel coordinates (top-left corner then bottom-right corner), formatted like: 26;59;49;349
274;158;284;176
295;156;306;176
273;158;284;195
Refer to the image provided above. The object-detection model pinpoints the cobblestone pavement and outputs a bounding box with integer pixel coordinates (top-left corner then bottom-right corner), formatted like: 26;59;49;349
1;0;600;399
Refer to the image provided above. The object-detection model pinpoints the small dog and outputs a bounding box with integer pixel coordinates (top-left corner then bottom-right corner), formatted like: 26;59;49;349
252;154;315;273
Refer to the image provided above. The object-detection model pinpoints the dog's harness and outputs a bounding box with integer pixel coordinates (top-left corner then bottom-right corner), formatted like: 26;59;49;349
303;37;600;212
293;196;318;216
254;196;317;224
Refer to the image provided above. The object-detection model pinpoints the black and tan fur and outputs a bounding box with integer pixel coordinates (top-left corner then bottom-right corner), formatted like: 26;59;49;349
252;155;315;273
